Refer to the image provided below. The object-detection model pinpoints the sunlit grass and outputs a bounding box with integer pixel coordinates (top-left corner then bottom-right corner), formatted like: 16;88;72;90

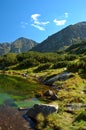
0;74;49;101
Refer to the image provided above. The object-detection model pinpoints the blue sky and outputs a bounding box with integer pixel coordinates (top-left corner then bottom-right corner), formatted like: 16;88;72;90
0;0;86;43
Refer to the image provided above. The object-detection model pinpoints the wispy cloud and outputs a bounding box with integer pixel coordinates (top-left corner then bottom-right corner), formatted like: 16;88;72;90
21;21;28;29
31;13;49;31
31;24;45;31
53;19;66;26
31;14;40;21
53;12;69;26
64;12;69;18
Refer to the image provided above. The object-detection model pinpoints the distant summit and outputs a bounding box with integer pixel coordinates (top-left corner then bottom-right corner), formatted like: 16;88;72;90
0;37;37;55
0;42;10;55
32;21;86;52
10;37;37;53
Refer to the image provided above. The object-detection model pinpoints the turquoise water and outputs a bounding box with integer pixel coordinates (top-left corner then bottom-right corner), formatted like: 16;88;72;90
0;93;43;107
0;93;12;105
15;98;43;108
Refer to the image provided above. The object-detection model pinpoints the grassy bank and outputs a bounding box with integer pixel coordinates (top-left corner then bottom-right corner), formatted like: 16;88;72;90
0;74;49;107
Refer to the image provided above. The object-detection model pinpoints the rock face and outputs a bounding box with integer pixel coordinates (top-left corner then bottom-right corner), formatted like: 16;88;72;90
26;104;58;120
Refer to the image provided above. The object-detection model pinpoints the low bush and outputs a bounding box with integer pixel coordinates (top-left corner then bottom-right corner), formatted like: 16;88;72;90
52;61;68;69
34;63;52;72
74;110;86;122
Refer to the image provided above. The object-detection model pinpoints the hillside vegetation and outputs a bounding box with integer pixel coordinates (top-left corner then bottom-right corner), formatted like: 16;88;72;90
0;21;86;130
0;40;86;130
0;41;86;75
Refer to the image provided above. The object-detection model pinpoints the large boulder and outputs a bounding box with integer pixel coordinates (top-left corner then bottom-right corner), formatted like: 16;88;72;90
45;72;71;85
43;90;58;100
26;104;58;120
50;94;58;100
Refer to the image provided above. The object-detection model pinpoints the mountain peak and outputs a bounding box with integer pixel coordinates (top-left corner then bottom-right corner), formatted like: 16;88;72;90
0;37;37;55
0;21;86;54
32;21;86;52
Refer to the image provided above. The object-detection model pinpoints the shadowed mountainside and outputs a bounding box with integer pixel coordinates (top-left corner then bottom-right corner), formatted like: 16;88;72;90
32;22;86;52
65;40;86;54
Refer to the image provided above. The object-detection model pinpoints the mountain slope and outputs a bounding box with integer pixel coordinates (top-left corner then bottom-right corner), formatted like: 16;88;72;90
32;22;86;52
65;40;86;54
0;37;37;55
0;42;11;55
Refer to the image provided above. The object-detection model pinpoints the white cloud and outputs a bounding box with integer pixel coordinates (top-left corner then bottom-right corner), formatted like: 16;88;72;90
31;24;45;31
64;12;69;18
40;21;50;25
34;20;49;25
31;13;49;31
31;14;40;21
53;12;69;26
21;21;28;29
53;19;66;26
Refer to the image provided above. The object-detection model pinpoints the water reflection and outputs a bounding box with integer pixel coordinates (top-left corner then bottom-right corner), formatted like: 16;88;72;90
0;93;43;108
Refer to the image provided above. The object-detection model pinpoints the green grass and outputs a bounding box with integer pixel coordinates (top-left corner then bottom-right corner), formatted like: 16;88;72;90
15;98;44;107
0;74;49;104
0;66;86;130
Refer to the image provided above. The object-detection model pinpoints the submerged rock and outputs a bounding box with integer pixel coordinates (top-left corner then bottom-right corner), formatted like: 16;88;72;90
0;105;30;130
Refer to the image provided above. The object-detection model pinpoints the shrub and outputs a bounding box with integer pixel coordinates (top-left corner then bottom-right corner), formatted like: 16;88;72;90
67;60;86;73
74;110;86;122
35;113;45;130
34;63;52;72
64;54;78;61
52;61;68;69
15;58;39;69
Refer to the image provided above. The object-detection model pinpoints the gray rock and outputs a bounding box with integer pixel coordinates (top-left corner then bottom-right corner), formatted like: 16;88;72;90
43;90;54;96
45;72;71;85
82;127;86;130
50;94;58;100
26;104;58;120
